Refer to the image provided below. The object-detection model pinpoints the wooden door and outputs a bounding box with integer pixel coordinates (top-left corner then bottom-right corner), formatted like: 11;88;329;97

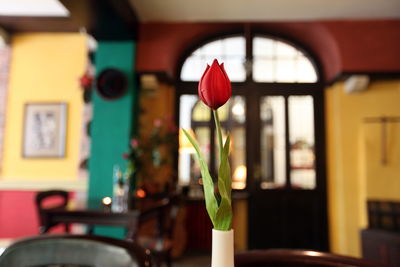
247;88;329;251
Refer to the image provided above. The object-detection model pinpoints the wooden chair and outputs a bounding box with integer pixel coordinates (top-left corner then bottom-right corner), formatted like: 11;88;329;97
135;194;182;267
35;189;70;233
0;234;151;267
235;249;388;267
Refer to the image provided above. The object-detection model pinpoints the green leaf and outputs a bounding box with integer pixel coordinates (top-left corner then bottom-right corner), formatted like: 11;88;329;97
215;136;232;230
182;126;232;231
221;136;232;204
182;129;218;226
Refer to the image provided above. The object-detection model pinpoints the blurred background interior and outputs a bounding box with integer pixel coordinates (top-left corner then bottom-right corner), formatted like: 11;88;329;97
0;0;399;266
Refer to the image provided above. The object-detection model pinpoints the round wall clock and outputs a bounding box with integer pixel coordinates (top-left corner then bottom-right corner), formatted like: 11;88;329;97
96;68;127;100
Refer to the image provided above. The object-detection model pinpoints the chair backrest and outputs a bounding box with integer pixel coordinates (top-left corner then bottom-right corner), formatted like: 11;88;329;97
135;194;182;241
235;249;388;267
35;189;70;233
0;234;151;267
158;194;182;240
36;189;69;209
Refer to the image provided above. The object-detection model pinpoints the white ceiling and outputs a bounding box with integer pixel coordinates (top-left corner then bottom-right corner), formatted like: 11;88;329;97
129;0;400;22
0;0;69;17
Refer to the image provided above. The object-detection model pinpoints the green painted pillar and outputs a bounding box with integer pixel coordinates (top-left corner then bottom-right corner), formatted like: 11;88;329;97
88;41;137;238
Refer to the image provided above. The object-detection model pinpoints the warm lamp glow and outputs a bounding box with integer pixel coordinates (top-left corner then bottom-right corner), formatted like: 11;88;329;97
102;197;112;206
136;189;146;198
232;165;247;189
304;251;321;257
232;102;244;116
179;128;196;154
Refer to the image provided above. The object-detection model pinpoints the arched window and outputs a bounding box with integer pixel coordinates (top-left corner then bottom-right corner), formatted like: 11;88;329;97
178;35;320;191
181;36;246;82
252;36;317;82
180;36;317;82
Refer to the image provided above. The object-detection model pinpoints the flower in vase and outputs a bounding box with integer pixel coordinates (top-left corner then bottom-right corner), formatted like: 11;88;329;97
183;58;233;231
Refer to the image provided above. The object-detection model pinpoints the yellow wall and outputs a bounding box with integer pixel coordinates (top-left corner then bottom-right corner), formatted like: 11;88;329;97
1;33;86;181
326;79;400;256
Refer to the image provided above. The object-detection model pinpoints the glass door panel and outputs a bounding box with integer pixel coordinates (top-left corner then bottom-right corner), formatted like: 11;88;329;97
179;94;247;191
216;96;246;189
259;96;286;189
178;95;211;186
288;95;316;189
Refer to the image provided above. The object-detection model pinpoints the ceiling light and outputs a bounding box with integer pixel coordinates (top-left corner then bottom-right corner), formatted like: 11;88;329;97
0;0;69;17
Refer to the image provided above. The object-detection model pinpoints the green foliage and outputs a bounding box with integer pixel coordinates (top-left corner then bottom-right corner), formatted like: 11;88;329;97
182;111;232;231
124;118;177;186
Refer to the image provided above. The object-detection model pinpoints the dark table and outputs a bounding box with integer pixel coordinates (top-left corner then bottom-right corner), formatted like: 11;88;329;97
39;199;169;240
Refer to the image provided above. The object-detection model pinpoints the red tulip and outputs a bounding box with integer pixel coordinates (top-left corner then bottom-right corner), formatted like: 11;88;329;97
198;59;232;110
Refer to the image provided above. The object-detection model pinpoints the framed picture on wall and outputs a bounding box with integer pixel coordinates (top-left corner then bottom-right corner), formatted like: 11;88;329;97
23;103;67;158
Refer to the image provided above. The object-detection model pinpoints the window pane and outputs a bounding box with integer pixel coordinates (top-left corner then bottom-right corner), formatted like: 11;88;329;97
195;127;211;167
178;95;198;186
276;59;296;83
192;100;211;121
180;57;203;81
179;95;211;189
201;40;224;57
297;56;318;83
224;37;246;56
179;95;198;129
231;127;246;190
224;58;246;82
253;58;274;82
276;41;297;57
231;96;245;124
215;96;246;190
260;96;286;189
218;101;229;121
288;95;316;189
180;36;246;82
253;36;318;83
253;37;274;57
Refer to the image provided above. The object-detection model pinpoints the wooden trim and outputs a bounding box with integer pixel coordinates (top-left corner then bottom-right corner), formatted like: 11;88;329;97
136;71;175;86
0;179;87;192
106;0;139;31
326;71;400;87
1;0;138;40
87;0;138;40
284;96;290;189
0;16;79;33
314;88;330;251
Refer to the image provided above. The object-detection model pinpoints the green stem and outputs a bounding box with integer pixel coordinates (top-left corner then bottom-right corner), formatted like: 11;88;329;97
213;110;223;163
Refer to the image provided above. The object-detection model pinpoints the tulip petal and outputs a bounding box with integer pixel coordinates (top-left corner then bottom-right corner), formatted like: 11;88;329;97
198;59;232;110
198;64;210;104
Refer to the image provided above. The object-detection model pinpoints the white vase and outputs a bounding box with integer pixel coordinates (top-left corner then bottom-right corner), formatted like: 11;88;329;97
211;229;234;267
